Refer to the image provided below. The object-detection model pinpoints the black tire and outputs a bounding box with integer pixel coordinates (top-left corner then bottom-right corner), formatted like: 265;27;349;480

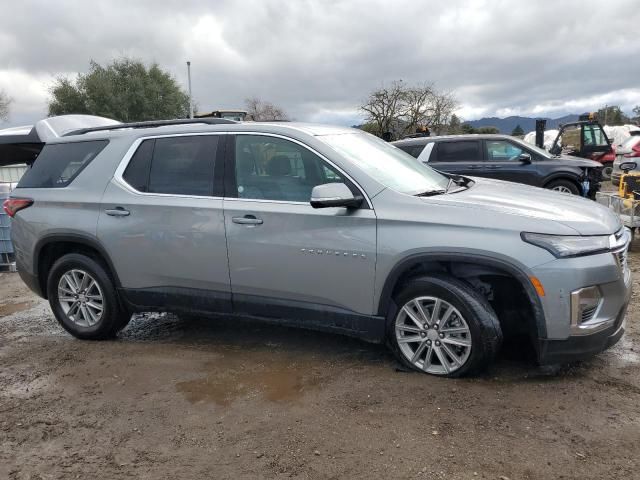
386;275;502;378
47;253;128;339
545;179;580;195
601;162;613;181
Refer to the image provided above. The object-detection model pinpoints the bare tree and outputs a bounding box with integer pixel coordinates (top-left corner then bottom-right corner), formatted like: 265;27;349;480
0;90;12;122
360;81;458;139
360;80;406;138
245;97;289;121
427;90;458;135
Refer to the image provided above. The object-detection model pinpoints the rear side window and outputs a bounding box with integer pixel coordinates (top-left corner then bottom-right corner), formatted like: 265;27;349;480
17;140;108;188
397;144;426;158
436;141;480;162
122;135;218;196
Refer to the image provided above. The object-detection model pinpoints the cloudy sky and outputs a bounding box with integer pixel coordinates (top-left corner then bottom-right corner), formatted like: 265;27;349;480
1;0;639;127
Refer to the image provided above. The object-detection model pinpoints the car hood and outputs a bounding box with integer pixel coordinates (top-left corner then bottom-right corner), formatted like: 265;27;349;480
423;177;620;235
552;154;602;168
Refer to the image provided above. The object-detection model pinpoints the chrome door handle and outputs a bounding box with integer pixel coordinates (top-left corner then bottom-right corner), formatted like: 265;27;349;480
232;215;263;225
105;207;130;217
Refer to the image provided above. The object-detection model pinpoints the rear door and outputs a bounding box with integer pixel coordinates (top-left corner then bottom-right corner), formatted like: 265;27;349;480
430;140;483;176
97;134;232;312
482;139;542;186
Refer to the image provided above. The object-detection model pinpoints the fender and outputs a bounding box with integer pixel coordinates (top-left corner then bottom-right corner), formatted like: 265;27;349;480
376;251;547;338
33;232;122;290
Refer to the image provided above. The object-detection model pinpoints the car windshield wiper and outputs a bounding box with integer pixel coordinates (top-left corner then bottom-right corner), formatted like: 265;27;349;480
415;189;447;197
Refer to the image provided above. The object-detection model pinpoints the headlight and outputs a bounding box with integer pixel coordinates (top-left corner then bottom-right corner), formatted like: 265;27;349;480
521;232;611;258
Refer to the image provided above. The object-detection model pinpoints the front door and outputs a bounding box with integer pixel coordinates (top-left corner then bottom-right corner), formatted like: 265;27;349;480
97;134;232;311
223;134;377;318
482;139;542;186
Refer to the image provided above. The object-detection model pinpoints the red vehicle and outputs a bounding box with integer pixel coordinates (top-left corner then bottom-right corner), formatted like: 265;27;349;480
549;117;615;180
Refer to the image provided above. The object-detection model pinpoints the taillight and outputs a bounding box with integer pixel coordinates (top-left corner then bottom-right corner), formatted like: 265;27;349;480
2;198;34;217
624;143;640;158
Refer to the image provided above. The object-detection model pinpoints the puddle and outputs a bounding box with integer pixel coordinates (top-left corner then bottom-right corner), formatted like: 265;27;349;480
177;355;324;406
0;301;33;317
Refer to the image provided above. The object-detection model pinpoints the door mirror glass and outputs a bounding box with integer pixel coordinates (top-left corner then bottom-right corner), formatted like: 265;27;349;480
310;183;362;209
518;153;532;164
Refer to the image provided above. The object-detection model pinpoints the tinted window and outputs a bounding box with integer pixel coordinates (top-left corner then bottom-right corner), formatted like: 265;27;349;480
17;140;108;188
122;139;154;192
485;140;524;161
436;141;480;162
235;135;343;202
123;136;218;196
397;144;426;158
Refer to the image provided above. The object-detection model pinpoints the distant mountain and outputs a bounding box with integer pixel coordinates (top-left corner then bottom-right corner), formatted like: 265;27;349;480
465;115;579;134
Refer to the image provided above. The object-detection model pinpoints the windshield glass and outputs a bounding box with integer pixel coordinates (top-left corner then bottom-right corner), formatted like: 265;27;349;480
511;137;551;157
319;132;449;194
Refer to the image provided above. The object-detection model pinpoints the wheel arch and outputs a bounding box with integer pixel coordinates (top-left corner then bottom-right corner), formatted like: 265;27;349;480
34;233;121;299
542;174;582;191
377;252;547;339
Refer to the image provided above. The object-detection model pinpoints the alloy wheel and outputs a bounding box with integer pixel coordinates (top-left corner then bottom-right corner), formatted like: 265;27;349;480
395;296;472;375
57;269;104;327
552;185;573;194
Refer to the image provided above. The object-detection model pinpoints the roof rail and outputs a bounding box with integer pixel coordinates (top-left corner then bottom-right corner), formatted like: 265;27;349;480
63;118;236;137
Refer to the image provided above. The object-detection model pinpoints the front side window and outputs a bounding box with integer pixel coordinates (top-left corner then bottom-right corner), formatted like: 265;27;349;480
122;135;218;196
235;135;344;202
17;140;108;188
485;140;524;161
437;141;481;162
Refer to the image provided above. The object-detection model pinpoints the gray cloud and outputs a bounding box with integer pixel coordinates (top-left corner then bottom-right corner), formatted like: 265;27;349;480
1;0;640;127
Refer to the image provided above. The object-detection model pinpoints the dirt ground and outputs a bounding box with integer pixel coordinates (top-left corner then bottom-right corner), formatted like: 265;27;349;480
1;249;640;479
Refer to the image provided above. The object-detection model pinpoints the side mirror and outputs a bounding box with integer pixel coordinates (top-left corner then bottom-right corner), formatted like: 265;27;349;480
620;161;638;173
518;153;532;164
310;183;362;209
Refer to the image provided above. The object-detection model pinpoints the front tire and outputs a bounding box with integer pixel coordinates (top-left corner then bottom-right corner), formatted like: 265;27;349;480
546;179;580;195
387;275;502;377
47;253;128;339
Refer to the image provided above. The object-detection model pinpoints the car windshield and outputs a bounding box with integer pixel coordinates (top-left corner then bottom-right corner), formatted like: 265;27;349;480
319;132;449;195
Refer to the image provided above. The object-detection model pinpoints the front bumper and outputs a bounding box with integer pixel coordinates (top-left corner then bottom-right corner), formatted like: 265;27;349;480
532;234;632;364
538;303;627;365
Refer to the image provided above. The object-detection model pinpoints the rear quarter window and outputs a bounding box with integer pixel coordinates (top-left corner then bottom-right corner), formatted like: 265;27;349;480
17;140;108;188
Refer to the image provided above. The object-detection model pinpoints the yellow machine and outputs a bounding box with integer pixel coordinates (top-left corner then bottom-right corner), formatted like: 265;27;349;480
618;170;640;200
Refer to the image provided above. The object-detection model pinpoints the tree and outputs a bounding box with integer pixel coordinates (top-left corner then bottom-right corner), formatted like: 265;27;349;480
360;80;458;139
511;124;524;136
596;105;629;126
476;126;500;134
0;90;11;122
461;123;475;134
48;58;190;122
448;114;462;134
632;106;640;124
244;97;289;121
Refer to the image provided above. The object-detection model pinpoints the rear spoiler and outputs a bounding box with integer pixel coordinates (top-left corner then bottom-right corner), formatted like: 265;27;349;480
0;115;120;167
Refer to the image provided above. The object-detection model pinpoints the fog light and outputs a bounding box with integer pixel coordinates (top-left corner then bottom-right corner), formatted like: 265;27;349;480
570;286;602;328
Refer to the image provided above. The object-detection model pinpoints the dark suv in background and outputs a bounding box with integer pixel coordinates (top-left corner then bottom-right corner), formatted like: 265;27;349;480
393;134;603;198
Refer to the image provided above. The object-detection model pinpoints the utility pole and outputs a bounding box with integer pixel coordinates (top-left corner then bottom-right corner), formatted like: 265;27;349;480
186;61;193;119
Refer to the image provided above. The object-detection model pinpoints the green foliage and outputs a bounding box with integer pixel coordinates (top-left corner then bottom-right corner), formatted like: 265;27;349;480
632;106;640;124
476;126;500;134
0;90;11;121
595;105;629;126
461;123;475;134
48;58;190;122
511;124;524;136
448;114;462;134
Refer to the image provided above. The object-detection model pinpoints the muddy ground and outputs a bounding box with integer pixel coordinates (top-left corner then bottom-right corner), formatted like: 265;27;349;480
1;251;640;479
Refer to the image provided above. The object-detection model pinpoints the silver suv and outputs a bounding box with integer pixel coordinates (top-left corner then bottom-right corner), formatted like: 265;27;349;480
4;116;632;377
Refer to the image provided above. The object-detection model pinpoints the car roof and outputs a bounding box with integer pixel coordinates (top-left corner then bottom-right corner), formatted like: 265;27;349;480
392;134;513;146
49;121;356;144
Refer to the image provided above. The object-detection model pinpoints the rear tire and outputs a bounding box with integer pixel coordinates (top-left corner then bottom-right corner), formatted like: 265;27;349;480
47;253;128;339
387;275;502;377
546;179;580;195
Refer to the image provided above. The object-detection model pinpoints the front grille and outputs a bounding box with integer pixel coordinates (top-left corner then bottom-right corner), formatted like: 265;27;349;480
581;305;598;323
